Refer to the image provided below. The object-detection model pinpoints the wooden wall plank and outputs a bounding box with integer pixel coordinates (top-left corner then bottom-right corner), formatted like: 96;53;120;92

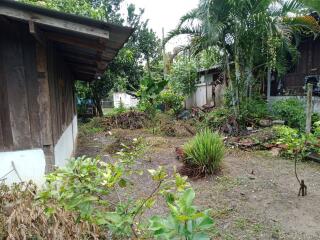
36;43;53;146
0;115;3;150
47;42;76;145
2;21;32;150
23;29;42;148
47;43;59;143
0;23;13;150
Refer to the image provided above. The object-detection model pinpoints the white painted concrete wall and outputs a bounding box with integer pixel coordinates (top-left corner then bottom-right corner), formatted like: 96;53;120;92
0;149;46;185
54;115;78;168
269;96;320;113
113;92;139;108
0;116;78;185
185;82;214;109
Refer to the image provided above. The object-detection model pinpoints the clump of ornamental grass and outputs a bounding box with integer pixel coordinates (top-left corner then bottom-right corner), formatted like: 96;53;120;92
181;128;225;178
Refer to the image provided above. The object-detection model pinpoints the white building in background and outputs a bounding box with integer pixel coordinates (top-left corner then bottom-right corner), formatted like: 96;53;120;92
113;92;139;108
185;66;226;109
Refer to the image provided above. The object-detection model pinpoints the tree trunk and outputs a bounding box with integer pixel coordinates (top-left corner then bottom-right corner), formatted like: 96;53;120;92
224;47;237;116
267;68;272;102
93;96;103;117
306;83;313;134
245;54;254;99
234;49;241;115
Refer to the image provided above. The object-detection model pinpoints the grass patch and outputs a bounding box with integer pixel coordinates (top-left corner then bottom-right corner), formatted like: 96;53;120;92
211;207;234;219
215;176;241;191
234;218;248;230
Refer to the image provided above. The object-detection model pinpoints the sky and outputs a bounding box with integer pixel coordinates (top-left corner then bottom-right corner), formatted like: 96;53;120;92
121;0;199;51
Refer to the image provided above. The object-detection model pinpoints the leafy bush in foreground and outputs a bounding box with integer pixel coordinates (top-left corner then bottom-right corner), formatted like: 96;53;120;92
271;98;305;130
36;138;214;239
149;188;215;240
183;129;225;175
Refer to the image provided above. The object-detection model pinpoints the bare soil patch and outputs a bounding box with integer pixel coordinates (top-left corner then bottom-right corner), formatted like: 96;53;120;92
77;128;320;240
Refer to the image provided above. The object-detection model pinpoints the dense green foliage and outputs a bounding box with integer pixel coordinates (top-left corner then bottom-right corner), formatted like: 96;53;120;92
202;108;231;131
157;89;184;115
169;56;199;96
314;121;320;137
137;76;168;116
183;129;225;175
271;98;306;130
239;98;269;124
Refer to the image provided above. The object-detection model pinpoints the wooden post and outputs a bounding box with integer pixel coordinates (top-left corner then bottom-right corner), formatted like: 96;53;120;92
36;43;55;172
306;83;313;134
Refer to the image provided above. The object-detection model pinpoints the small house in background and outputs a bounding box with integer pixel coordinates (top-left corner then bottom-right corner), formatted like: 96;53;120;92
0;0;132;184
268;37;320;112
113;92;139;109
185;66;226;109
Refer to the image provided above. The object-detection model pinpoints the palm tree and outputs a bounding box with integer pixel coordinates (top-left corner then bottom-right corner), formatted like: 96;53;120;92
166;0;320;116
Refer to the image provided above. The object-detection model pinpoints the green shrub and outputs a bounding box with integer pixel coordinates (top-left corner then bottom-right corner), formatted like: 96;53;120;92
183;129;225;174
202;108;231;131
273;125;319;158
39;157;124;223
157;89;184;115
271;98;305;130
239;98;268;124
313;121;320;137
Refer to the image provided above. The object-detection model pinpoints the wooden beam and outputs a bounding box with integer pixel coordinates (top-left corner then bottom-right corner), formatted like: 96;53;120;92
29;21;46;45
0;6;109;39
63;55;108;70
63;54;97;65
68;63;98;72
45;32;106;51
75;69;97;75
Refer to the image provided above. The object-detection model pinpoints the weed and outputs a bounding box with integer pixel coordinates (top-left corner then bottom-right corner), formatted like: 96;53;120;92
223;233;235;240
252;223;263;234
234;218;248;230
211;207;234;219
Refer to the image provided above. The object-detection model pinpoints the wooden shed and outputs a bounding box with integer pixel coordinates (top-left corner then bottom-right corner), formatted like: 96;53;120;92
269;37;320;96
0;0;133;184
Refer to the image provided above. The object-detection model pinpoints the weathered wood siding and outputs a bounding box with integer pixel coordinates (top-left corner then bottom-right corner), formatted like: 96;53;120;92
47;42;76;144
0;20;40;151
283;38;320;95
0;19;76;152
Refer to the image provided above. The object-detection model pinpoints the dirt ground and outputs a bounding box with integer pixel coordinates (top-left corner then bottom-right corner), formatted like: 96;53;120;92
77;128;320;240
